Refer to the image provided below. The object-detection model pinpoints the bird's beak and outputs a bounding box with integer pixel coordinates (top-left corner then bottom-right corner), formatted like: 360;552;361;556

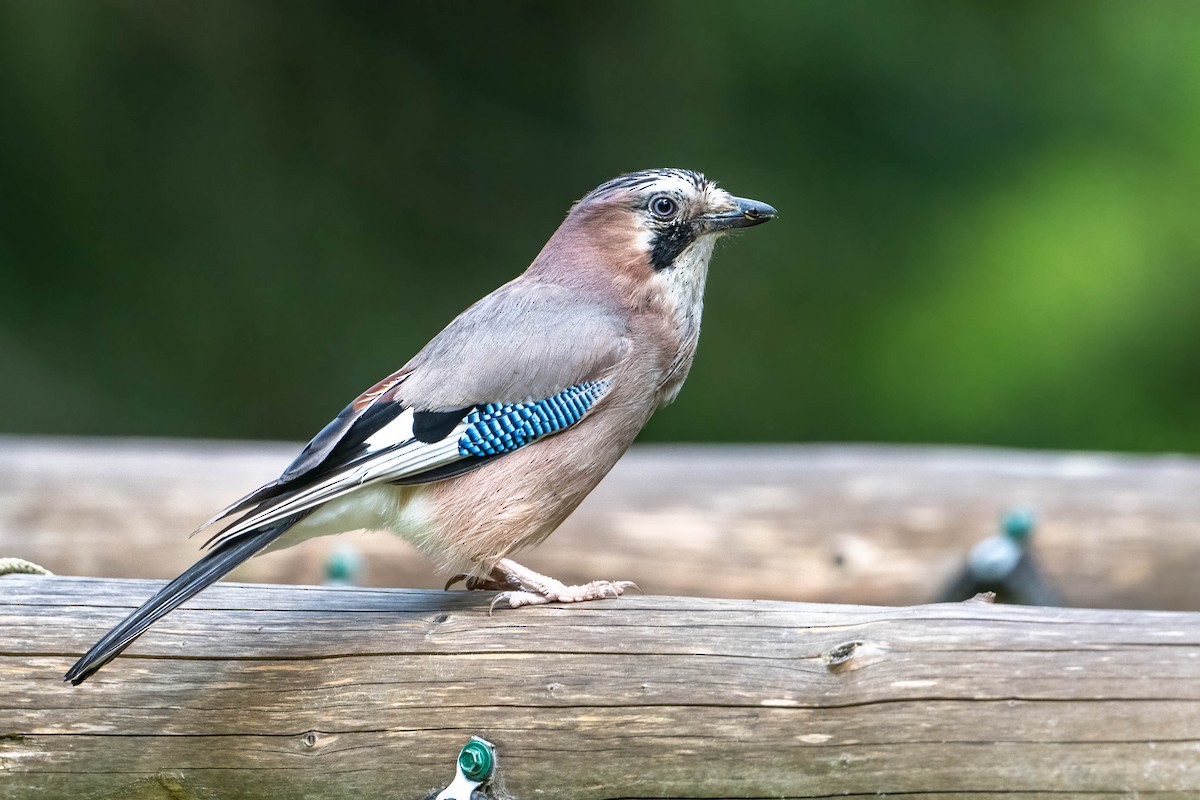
699;196;778;232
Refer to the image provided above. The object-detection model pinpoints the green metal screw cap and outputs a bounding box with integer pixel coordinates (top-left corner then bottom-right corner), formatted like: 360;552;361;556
1002;508;1036;542
324;546;363;585
458;739;494;782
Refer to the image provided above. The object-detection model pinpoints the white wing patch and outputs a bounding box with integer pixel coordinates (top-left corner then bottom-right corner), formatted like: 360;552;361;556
364;407;416;451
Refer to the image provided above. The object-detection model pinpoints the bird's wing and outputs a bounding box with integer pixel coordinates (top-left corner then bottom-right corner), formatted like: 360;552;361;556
393;279;631;409
199;281;628;550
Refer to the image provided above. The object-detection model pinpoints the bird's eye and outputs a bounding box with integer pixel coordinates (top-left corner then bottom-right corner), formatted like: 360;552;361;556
650;195;679;219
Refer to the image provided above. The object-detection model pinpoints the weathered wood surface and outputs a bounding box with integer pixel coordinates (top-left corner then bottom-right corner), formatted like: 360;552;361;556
3;435;1200;609
2;575;1198;799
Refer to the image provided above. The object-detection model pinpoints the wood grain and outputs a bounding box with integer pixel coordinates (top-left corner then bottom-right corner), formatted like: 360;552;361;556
2;436;1200;609
2;575;1198;799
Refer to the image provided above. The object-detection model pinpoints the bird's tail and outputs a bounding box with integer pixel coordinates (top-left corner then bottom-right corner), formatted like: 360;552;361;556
64;513;306;686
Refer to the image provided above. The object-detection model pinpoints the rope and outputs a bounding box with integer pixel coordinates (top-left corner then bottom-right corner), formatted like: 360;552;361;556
0;557;53;576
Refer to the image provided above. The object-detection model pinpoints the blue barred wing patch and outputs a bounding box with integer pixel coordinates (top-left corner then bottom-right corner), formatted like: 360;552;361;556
458;380;611;457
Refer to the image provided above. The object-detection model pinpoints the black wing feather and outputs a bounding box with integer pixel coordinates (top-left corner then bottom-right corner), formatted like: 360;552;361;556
204;397;416;529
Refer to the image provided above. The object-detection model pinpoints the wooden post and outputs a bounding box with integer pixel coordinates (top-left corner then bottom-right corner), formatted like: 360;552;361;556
2;574;1198;798
3;436;1200;609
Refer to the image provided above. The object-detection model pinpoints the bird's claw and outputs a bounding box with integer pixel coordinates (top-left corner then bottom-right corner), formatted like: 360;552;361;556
488;579;638;615
476;559;639;614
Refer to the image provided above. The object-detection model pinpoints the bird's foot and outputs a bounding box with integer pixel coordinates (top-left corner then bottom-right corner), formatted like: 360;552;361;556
487;558;638;612
490;580;638;611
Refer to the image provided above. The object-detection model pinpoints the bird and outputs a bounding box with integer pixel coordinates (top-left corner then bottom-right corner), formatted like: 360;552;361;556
64;168;777;685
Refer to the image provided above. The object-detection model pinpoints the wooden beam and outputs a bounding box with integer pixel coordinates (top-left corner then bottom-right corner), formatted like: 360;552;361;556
2;436;1199;609
2;574;1198;798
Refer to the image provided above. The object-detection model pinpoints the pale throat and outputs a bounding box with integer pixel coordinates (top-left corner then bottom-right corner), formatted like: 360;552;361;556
660;234;715;337
651;234;716;405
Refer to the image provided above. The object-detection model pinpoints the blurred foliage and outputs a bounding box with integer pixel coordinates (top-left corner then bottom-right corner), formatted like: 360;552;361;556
1;1;1198;452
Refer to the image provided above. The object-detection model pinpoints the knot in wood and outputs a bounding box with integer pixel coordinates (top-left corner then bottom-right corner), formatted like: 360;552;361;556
822;640;865;672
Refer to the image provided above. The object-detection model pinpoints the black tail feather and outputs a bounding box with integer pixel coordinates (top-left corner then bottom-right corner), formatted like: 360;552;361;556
64;513;305;686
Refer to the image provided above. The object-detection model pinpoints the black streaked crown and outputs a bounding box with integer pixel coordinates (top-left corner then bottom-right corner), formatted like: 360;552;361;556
580;169;708;205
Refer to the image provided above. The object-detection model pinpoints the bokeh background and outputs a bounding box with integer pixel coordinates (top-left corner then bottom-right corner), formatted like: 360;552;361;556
2;1;1198;453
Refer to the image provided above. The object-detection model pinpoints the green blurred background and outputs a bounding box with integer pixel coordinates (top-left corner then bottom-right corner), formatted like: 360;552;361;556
2;1;1198;452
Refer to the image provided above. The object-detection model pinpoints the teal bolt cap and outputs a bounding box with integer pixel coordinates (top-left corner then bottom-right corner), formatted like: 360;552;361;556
324;547;363;584
458;739;494;782
1002;508;1036;542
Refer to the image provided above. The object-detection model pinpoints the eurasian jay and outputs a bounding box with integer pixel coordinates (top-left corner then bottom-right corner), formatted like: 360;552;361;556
65;168;776;684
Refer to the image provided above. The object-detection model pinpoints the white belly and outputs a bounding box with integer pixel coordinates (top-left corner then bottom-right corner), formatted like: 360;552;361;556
262;483;444;558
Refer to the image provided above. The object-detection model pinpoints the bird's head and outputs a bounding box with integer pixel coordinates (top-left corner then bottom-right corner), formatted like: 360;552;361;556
576;168;776;267
533;168;776;308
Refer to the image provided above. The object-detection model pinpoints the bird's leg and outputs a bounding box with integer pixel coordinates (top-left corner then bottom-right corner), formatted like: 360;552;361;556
444;566;523;592
489;557;638;610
